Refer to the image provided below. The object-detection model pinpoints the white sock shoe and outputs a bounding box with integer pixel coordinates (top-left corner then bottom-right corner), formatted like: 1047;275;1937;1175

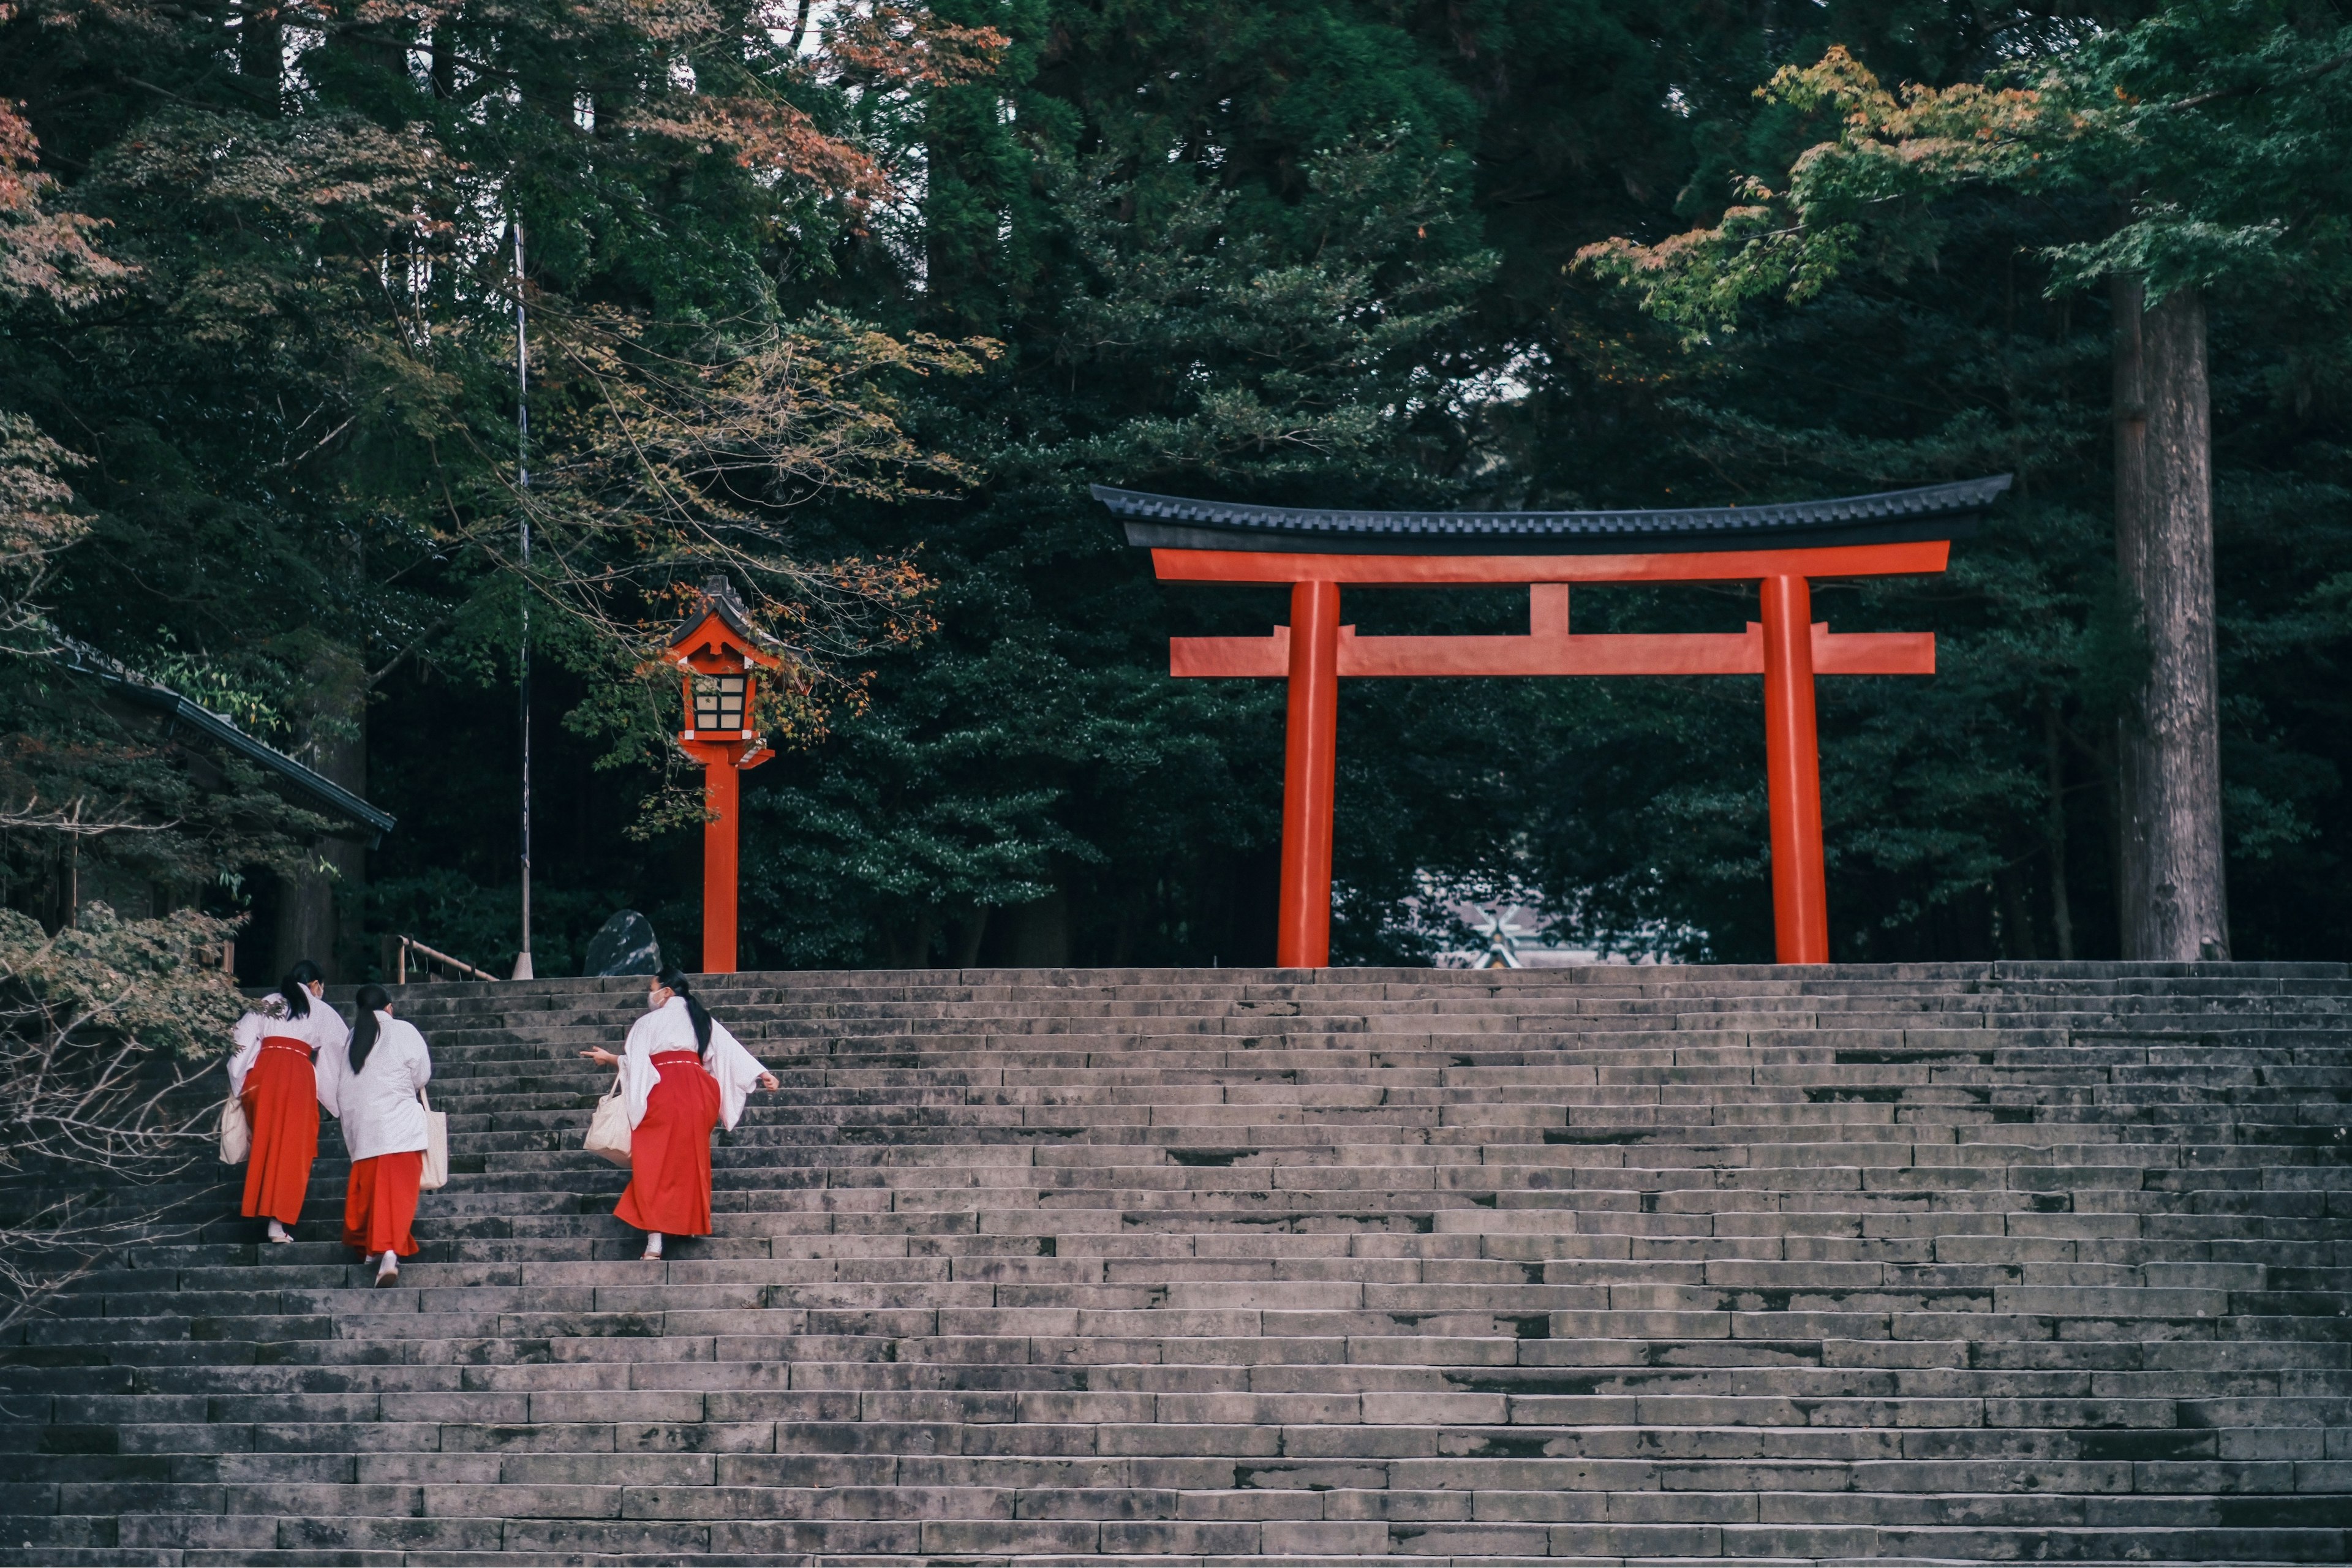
265;1219;290;1244
375;1251;400;1284
642;1232;663;1260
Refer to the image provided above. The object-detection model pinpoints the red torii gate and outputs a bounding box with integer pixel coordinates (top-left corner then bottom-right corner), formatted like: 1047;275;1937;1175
1098;477;2010;966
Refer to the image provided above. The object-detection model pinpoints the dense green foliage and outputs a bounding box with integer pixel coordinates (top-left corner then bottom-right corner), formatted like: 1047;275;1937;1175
4;0;2349;970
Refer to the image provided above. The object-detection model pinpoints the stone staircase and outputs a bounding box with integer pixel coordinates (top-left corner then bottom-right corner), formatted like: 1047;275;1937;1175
2;963;2350;1567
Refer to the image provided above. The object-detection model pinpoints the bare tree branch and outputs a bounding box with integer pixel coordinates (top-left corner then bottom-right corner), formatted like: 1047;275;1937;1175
0;905;244;1330
2165;48;2352;113
0;794;177;837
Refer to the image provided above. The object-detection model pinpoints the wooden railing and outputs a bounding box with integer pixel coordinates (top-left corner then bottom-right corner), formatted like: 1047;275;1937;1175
384;935;498;985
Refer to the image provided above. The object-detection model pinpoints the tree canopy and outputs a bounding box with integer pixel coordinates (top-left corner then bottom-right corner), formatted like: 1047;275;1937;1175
4;0;2350;973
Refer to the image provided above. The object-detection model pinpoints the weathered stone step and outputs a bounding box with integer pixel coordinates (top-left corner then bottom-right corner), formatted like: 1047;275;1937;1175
409;1024;2352;1061
50;1234;2351;1292
9;1510;2346;1565
13;1477;2352;1531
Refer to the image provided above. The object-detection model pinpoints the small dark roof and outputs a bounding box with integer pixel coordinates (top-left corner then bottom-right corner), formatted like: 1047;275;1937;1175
668;573;763;649
47;638;396;842
1095;475;2011;556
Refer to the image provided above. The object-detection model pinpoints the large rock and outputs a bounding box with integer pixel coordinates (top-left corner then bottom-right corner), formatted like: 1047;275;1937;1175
582;909;660;976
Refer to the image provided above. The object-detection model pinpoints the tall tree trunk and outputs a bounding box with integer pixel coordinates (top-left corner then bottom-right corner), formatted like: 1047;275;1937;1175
1999;869;2038;960
2111;276;2228;960
949;907;989;968
238;1;283;113
998;890;1071;967
2043;704;2076;960
274;660;368;982
430;22;458;101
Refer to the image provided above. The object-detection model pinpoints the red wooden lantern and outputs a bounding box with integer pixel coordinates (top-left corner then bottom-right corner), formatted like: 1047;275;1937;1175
665;575;780;973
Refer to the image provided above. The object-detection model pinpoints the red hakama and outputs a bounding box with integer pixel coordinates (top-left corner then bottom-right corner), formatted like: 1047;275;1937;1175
343;1151;423;1257
615;1049;718;1237
239;1038;319;1226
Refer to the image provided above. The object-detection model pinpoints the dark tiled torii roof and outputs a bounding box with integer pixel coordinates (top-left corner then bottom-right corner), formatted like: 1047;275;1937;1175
1095;475;2011;556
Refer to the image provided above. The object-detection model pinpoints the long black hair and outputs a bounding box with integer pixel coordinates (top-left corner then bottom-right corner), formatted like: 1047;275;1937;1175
349;984;392;1074
278;959;324;1020
658;967;714;1056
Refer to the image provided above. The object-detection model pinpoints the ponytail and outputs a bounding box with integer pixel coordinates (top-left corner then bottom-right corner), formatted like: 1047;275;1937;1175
349;983;391;1074
279;959;324;1020
658;967;714;1057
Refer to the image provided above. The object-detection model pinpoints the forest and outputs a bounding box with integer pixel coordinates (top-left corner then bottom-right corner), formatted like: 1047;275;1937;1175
2;0;2350;979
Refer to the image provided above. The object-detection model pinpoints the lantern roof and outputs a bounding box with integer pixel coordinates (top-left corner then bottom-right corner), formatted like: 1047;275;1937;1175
665;574;782;668
1095;475;2011;556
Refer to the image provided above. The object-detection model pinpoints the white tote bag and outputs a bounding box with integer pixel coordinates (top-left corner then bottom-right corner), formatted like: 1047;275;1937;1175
218;1092;251;1165
418;1087;450;1191
584;1071;632;1165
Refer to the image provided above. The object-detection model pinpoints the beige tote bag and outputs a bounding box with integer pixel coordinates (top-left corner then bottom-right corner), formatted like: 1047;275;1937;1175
217;1091;251;1165
584;1071;631;1165
418;1087;450;1191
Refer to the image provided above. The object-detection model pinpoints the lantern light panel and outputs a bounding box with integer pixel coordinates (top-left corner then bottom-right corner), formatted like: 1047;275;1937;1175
693;673;748;732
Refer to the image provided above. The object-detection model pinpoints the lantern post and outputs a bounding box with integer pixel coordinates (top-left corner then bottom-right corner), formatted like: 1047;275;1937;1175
665;576;778;974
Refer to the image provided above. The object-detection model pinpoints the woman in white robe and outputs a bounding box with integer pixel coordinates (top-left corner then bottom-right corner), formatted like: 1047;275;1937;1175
581;968;776;1259
226;960;347;1242
318;984;433;1284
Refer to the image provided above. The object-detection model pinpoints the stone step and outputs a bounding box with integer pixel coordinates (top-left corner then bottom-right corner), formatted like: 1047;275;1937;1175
45;1234;2352;1285
15;1355;2352;1399
407;1025;2352;1055
4;1513;2344;1565
9;1480;2352;1530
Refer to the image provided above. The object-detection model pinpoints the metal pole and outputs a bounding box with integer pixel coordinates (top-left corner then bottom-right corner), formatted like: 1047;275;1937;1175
511;218;535;982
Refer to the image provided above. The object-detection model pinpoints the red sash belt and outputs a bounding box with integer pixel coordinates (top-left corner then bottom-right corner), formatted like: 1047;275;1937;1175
261;1035;315;1060
652;1050;701;1066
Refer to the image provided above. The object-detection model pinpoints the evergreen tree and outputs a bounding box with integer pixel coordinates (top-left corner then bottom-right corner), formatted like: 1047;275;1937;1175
4;1;2346;972
739;0;1498;965
0;0;991;973
1579;2;2352;958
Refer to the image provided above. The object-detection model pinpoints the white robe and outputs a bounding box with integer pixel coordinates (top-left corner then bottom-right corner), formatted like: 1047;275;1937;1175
318;1013;434;1161
227;992;350;1102
616;995;768;1131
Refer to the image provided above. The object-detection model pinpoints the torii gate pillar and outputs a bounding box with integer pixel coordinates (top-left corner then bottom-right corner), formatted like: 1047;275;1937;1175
1761;573;1828;964
1278;581;1343;967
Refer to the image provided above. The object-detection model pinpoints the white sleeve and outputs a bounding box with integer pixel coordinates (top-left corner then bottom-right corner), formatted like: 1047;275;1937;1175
619;1014;663;1129
406;1023;432;1096
706;1021;769;1132
313;1027;344;1120
311;1006;350;1112
226;1010;266;1098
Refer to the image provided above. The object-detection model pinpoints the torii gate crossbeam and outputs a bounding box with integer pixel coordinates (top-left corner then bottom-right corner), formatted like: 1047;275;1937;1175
1098;478;2011;966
